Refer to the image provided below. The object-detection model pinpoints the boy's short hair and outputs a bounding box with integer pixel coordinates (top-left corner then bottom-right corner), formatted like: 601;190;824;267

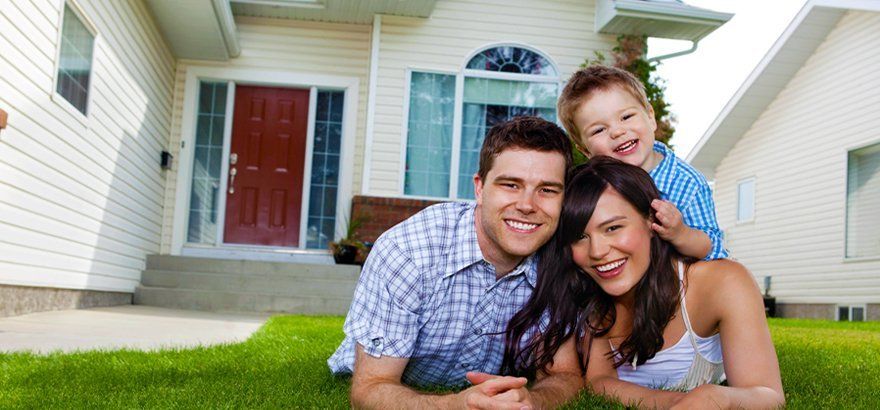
478;116;572;181
558;65;650;147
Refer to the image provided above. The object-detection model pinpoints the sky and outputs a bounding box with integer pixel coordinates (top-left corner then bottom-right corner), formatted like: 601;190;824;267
647;0;808;157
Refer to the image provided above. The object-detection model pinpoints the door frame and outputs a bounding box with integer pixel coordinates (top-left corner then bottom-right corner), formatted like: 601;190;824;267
170;65;359;256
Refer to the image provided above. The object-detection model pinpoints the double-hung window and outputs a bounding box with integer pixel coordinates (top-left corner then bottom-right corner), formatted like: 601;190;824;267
55;2;96;115
845;142;880;258
403;46;560;199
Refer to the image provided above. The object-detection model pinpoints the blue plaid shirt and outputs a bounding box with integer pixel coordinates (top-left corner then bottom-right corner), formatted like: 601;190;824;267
328;202;538;388
649;141;728;260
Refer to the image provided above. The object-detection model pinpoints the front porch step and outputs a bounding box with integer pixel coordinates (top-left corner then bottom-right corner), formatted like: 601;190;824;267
134;287;352;315
134;255;361;315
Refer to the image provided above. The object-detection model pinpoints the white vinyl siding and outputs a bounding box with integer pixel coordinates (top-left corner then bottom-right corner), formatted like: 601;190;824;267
0;0;175;292
160;18;370;254
712;11;880;305
366;0;616;195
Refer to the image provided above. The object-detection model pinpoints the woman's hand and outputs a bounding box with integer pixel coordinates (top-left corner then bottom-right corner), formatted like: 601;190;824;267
670;384;730;409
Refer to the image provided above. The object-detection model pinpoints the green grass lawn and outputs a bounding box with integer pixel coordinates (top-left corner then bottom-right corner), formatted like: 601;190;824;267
1;317;878;409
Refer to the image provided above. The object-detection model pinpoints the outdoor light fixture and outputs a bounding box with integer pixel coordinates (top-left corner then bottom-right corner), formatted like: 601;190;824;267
0;108;8;137
161;150;173;171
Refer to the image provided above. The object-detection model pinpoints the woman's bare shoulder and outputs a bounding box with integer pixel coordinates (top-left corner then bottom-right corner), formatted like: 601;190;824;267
686;259;759;298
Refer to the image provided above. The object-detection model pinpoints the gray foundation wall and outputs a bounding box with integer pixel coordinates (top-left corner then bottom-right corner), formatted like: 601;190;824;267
776;303;879;321
0;285;131;318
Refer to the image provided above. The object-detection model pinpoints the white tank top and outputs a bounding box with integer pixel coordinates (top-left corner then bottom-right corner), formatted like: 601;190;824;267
614;262;726;391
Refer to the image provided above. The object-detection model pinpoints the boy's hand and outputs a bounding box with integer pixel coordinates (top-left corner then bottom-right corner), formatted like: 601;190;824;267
651;199;686;242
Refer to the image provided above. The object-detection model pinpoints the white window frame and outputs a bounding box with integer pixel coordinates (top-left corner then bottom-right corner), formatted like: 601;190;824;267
736;177;756;224
51;0;98;122
843;138;880;262
398;43;562;200
836;304;867;322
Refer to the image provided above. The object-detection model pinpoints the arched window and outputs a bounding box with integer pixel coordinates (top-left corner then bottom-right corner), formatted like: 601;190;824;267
403;45;560;199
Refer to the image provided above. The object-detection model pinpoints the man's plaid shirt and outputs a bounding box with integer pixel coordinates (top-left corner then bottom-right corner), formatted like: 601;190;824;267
328;202;538;388
649;141;729;260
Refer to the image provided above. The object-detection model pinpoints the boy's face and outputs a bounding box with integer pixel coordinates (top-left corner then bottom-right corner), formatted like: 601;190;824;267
573;85;659;172
473;148;565;271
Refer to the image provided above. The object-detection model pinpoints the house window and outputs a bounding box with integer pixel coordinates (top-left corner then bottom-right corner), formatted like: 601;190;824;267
838;305;866;322
306;90;345;249
403;72;455;197
56;3;96;115
846;142;880;258
737;178;755;223
187;82;228;244
404;45;560;200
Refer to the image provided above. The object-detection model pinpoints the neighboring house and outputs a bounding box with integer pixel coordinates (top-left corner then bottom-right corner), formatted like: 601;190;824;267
0;0;731;316
689;0;880;321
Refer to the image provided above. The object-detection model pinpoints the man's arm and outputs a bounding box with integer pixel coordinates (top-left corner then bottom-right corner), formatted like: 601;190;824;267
351;344;529;410
467;335;585;409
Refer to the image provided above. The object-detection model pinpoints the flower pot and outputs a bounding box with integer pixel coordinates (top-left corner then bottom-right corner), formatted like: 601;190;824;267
333;244;358;265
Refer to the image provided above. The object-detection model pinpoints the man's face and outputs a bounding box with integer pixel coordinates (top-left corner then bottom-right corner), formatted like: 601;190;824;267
473;148;566;271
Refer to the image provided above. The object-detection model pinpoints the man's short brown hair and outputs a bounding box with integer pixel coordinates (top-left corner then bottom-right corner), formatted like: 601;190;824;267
557;65;650;148
478;116;572;181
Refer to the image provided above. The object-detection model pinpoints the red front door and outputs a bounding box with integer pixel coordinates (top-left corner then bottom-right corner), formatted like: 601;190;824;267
224;85;309;247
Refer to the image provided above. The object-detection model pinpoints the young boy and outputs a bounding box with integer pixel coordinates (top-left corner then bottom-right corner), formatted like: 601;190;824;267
558;65;727;260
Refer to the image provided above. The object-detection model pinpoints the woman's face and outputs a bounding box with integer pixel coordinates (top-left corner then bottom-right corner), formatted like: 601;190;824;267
570;186;654;300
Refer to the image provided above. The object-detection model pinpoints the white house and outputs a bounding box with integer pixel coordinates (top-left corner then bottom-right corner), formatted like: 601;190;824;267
689;0;880;321
0;0;731;316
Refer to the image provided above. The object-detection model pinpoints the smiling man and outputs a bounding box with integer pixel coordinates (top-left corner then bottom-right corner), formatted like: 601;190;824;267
328;116;583;409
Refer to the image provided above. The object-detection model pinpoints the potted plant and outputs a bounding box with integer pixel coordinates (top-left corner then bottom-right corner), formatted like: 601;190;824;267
330;215;367;265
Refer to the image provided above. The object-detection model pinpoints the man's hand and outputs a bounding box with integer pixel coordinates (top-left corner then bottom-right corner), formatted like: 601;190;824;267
651;199;686;242
462;372;534;410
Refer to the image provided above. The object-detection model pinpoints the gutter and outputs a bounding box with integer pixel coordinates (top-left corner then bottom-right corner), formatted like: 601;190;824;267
212;0;241;58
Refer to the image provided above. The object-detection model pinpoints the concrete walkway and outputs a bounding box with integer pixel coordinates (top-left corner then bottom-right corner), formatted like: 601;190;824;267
0;305;269;354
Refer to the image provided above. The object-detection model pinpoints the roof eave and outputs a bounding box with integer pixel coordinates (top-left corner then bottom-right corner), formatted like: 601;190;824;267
686;0;880;178
596;0;733;42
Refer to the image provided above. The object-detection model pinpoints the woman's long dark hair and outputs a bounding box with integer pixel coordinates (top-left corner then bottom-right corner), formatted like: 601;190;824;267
502;156;690;378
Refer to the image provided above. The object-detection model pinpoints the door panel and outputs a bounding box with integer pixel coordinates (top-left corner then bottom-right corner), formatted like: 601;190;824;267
224;85;309;247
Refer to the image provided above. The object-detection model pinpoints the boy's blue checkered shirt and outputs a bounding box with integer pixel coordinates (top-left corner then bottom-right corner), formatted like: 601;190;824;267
649;141;728;260
327;202;538;388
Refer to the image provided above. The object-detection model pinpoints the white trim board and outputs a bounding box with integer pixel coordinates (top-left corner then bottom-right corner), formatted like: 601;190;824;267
170;65;359;257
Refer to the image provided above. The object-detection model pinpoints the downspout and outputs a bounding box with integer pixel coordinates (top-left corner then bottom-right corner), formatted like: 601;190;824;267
212;0;241;58
647;39;699;62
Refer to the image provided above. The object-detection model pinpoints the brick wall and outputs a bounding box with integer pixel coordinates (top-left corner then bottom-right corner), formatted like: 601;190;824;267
350;195;443;243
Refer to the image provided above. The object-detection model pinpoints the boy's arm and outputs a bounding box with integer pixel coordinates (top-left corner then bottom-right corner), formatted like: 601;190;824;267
651;200;713;260
652;181;728;260
686;182;728;260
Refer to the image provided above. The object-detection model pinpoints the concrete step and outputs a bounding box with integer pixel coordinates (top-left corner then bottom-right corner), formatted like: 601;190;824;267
134;286;353;315
141;269;357;299
145;254;360;280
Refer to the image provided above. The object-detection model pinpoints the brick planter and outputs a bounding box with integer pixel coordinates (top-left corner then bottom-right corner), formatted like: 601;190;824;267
350;195;444;243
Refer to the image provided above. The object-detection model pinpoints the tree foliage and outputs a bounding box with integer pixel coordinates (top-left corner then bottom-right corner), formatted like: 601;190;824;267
584;35;676;148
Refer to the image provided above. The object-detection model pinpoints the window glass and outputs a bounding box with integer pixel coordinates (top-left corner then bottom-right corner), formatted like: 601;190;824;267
466;46;557;76
852;307;865;322
403;72;455;197
737;179;755;222
402;46;559;200
306;90;344;249
846;142;880;258
56;4;95;115
838;306;849;321
187;82;228;244
458;78;556;199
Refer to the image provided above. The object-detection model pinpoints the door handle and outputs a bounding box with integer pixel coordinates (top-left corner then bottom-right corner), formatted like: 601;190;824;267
228;167;237;194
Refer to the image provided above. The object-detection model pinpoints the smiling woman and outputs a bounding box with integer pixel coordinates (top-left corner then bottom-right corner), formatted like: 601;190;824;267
503;157;786;409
